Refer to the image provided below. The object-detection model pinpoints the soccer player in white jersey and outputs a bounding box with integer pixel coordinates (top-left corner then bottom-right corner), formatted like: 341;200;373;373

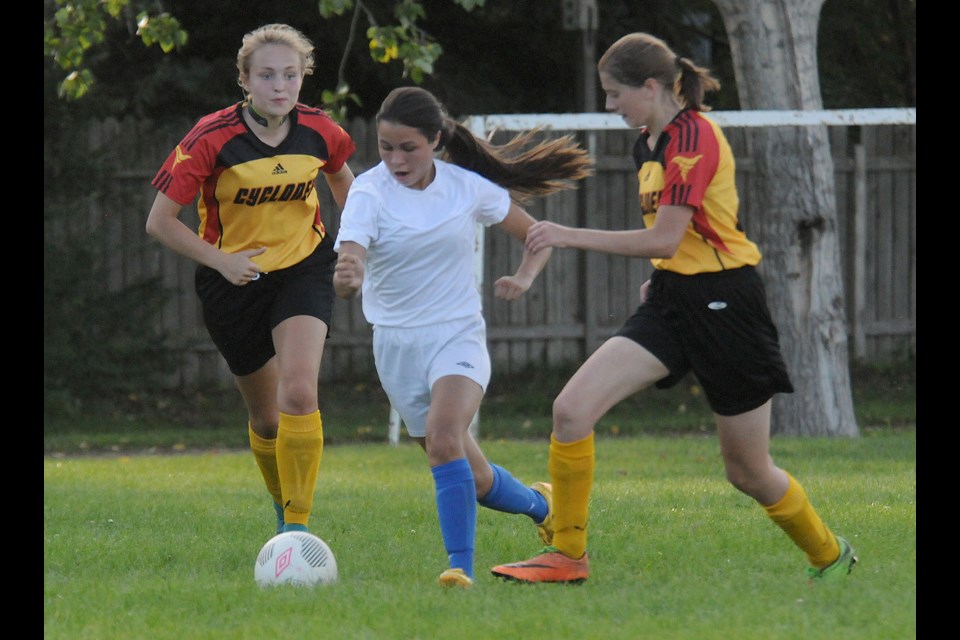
333;86;592;588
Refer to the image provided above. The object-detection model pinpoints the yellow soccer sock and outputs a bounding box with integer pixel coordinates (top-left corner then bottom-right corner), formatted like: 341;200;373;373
277;411;324;528
549;433;594;560
248;424;283;507
763;472;840;568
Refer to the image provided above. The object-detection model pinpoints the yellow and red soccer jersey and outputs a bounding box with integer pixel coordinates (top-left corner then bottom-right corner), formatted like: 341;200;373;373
633;109;761;274
152;102;356;273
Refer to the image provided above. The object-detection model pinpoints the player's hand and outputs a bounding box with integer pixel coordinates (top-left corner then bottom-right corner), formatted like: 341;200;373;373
639;279;651;304
493;274;532;301
525;220;570;253
220;247;267;286
334;252;364;297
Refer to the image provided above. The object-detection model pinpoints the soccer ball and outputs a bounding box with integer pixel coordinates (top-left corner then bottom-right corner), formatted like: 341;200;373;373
254;531;338;587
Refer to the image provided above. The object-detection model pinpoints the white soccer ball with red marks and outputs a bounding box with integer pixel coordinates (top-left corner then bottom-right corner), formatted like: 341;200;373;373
254;531;338;587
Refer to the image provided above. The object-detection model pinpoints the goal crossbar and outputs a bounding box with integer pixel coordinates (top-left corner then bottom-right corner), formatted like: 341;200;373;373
465;108;916;133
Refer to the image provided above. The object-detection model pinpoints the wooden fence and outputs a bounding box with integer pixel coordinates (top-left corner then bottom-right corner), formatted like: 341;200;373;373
84;116;916;388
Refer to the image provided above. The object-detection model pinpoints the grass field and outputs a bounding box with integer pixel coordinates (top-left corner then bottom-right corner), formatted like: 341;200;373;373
44;361;915;639
44;428;915;640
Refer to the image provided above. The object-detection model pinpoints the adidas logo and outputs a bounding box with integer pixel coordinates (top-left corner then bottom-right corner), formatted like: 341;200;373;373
272;163;288;175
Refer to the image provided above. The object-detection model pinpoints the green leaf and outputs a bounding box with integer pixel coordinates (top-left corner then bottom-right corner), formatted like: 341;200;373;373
59;68;94;100
317;0;353;19
103;0;127;18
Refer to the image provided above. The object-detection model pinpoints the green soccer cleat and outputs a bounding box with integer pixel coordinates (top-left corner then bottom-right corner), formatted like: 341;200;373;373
806;536;858;583
530;482;554;545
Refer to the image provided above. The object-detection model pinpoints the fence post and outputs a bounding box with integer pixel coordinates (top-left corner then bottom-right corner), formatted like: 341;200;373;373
853;143;867;359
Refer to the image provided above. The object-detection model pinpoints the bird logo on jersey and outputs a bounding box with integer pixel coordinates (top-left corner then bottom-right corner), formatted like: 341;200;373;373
172;145;192;171
671;154;702;182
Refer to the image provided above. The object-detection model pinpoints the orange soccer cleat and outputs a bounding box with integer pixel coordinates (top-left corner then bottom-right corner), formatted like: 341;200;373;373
491;546;589;584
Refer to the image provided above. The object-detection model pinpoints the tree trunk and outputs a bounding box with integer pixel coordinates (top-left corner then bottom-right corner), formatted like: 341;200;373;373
713;0;859;437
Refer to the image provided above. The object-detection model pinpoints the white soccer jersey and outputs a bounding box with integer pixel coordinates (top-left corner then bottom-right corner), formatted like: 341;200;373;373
334;159;510;327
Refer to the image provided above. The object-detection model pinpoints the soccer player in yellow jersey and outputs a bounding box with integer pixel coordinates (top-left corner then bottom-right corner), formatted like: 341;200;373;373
491;32;857;585
146;24;356;536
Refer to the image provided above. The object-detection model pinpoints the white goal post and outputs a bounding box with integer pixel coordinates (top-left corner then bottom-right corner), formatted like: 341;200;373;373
385;107;916;445
465;108;915;133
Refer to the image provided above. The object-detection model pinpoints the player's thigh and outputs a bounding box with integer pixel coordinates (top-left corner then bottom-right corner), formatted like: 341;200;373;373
426;375;484;436
715;403;772;460
714;401;785;499
273;316;326;375
423;375;483;464
272;315;327;411
554;336;669;431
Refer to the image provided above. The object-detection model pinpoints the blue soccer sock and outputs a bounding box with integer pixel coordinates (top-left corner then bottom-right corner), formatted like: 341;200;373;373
477;463;549;524
431;458;477;578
